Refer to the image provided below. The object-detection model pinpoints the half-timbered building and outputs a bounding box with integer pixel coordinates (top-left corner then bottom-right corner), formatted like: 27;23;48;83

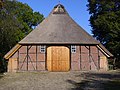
4;4;113;72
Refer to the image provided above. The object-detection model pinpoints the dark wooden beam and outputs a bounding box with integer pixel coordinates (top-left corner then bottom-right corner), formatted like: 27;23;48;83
45;46;47;70
27;46;29;71
79;46;82;70
97;47;100;70
28;45;32;50
85;46;89;50
89;46;91;70
17;50;19;71
36;45;38;70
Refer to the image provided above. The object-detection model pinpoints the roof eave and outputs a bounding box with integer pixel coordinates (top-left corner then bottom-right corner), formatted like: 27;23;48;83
19;42;99;45
97;44;113;57
4;44;22;59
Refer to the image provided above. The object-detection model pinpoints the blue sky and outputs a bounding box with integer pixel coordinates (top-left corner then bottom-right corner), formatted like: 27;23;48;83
18;0;92;34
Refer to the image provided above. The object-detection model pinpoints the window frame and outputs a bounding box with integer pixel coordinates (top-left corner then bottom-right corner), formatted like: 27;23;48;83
71;45;76;53
40;45;46;53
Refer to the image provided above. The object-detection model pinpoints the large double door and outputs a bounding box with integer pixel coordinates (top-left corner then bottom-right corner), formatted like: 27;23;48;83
47;46;70;71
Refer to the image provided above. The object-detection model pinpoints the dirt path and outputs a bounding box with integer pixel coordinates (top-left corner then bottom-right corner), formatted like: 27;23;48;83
0;71;120;90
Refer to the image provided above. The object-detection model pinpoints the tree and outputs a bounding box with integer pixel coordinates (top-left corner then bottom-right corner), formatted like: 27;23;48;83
0;0;44;72
0;0;3;8
87;0;120;68
2;0;44;34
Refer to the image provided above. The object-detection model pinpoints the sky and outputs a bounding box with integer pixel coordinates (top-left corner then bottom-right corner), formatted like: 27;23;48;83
18;0;92;34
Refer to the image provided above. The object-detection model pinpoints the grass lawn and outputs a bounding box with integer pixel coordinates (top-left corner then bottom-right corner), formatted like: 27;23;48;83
0;70;119;90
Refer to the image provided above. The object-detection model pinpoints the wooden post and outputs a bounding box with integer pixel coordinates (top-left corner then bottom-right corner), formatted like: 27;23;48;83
98;47;100;70
79;46;82;70
27;46;29;71
36;45;38;70
45;46;47;70
17;50;19;71
89;46;91;70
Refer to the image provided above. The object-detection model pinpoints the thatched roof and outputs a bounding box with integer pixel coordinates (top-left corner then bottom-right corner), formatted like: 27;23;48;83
19;4;99;45
4;4;113;59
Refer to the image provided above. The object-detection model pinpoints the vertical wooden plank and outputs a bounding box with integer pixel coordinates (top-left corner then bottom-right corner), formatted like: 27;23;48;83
8;59;12;72
100;56;108;71
17;50;19;71
51;47;54;71
36;45;38;70
98;48;100;70
27;46;28;71
8;58;17;72
47;47;52;71
79;46;81;70
61;46;69;71
62;47;64;71
47;46;70;72
89;46;91;70
10;59;12;72
58;47;60;71
64;47;67;71
47;47;49;71
13;58;17;72
60;47;63;71
44;45;46;70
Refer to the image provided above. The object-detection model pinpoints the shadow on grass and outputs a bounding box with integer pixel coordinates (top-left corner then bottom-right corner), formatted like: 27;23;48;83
66;72;120;90
66;79;89;90
0;74;4;79
104;80;120;90
75;72;120;80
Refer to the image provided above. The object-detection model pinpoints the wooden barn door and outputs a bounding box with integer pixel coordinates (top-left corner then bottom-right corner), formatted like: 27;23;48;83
100;56;108;71
8;58;17;72
47;46;70;72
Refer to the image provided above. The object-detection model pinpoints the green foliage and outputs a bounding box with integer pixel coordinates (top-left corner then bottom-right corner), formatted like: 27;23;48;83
0;0;3;8
87;0;120;68
0;0;44;72
2;0;44;34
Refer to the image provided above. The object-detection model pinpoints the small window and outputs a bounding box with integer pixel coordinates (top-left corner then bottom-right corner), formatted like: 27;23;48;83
40;45;46;53
71;45;76;53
